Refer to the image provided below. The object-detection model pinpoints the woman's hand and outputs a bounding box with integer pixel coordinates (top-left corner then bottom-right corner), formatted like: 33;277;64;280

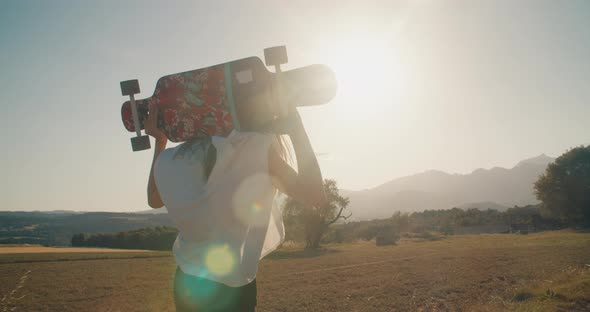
145;103;167;144
145;103;167;208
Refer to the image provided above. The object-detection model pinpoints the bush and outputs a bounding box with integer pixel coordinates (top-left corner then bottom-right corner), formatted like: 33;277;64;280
71;226;178;250
375;225;400;246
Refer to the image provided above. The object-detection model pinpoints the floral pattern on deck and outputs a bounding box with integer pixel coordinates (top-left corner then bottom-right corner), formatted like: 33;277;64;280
121;65;234;142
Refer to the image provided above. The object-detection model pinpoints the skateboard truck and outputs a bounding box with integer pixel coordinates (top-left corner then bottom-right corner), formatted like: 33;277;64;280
264;46;289;126
120;79;151;152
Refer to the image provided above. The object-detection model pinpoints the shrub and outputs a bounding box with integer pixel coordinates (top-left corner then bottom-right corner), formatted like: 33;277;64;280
375;225;400;246
513;289;535;302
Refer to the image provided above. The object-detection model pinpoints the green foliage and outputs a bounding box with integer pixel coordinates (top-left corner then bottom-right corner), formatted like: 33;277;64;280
71;226;178;251
316;206;562;245
534;145;590;226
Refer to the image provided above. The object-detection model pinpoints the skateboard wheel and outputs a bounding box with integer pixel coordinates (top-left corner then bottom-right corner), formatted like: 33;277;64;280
264;46;288;67
121;79;140;96
131;135;151;152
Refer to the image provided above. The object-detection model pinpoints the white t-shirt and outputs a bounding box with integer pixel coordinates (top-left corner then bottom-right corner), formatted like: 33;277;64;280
154;131;285;287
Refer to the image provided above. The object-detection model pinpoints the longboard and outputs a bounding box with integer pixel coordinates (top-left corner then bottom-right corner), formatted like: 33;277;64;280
121;55;337;144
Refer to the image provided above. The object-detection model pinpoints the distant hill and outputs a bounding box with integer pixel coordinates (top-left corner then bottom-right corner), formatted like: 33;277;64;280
0;211;174;246
456;201;510;211
342;154;554;220
35;210;84;215
0;155;555;243
135;208;169;214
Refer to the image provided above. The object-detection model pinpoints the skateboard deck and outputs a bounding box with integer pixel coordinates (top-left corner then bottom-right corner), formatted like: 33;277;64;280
121;57;336;142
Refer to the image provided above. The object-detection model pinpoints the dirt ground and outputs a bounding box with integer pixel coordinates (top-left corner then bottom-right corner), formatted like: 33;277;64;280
1;230;589;311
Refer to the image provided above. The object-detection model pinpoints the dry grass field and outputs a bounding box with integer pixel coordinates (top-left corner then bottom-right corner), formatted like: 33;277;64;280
1;230;589;311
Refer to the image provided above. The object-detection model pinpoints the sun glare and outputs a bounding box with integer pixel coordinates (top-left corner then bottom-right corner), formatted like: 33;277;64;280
319;36;405;118
205;244;236;276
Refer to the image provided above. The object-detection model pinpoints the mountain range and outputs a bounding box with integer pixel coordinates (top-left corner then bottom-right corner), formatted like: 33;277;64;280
341;154;554;220
2;155;555;229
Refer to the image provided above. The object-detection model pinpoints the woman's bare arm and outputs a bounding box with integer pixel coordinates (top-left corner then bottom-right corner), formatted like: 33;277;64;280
147;139;166;208
145;104;167;208
268;112;328;208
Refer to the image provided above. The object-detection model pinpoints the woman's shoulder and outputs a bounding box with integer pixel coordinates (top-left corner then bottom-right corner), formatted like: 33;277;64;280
158;139;213;165
224;131;276;148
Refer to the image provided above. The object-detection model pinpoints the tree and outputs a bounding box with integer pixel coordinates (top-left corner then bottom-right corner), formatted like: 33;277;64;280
70;227;179;250
71;233;88;246
534;146;590;226
284;179;351;249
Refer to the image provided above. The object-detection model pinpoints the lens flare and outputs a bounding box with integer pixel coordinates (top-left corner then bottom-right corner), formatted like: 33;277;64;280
232;173;271;227
251;202;262;212
205;244;235;276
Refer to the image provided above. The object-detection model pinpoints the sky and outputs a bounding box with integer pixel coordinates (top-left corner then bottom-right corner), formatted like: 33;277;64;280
1;0;589;212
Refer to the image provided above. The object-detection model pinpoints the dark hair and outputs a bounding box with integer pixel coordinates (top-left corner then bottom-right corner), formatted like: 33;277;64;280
173;137;217;181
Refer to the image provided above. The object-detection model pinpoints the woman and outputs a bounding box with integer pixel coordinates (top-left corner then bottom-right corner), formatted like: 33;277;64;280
144;103;327;311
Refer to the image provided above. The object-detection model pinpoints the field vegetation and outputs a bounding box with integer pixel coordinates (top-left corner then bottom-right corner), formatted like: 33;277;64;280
1;230;588;311
0;211;173;246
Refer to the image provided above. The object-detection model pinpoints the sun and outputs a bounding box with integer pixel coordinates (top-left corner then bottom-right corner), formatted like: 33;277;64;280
318;35;406;118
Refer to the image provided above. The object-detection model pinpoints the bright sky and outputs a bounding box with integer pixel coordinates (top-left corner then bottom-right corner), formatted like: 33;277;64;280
1;0;589;212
